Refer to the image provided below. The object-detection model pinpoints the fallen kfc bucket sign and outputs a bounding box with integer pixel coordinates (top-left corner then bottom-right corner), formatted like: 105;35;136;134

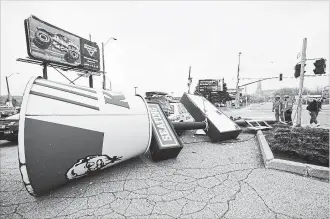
18;77;183;196
18;77;152;196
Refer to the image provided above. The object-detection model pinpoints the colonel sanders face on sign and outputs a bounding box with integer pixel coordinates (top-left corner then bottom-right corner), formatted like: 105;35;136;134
66;155;122;180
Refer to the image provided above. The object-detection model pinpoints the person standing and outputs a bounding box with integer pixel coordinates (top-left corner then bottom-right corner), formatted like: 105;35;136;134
307;98;321;125
283;95;293;124
272;95;283;122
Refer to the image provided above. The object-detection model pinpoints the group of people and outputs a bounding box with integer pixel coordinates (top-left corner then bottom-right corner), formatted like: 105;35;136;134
272;95;294;124
272;95;323;125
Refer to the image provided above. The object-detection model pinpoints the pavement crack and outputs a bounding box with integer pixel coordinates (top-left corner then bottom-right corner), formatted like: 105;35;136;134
220;169;255;218
12;204;24;218
178;201;188;218
244;181;302;219
123;199;132;217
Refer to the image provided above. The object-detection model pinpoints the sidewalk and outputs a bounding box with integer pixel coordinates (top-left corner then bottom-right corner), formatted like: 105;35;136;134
0;132;329;219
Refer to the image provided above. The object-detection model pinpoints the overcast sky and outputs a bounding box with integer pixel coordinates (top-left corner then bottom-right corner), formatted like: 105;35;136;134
1;1;329;97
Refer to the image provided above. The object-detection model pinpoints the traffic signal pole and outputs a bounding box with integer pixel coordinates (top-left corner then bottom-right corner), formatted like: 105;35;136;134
295;38;307;127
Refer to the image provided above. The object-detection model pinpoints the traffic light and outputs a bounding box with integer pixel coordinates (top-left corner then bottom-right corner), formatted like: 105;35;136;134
294;63;306;78
313;58;326;75
279;73;283;81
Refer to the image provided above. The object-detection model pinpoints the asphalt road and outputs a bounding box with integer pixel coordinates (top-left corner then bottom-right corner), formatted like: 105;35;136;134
223;102;330;129
1;127;329;218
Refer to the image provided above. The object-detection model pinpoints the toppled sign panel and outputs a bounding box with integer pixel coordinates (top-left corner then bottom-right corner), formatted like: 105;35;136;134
148;103;183;161
24;15;101;74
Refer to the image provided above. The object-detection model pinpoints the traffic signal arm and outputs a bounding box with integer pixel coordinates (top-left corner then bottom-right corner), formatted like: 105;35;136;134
238;77;278;88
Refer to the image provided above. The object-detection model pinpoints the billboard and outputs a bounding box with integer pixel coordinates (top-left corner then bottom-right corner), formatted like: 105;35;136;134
198;79;218;92
24;15;100;72
198;79;218;86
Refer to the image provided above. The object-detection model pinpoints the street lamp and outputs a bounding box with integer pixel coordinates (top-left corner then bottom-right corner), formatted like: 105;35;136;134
134;86;138;95
102;37;117;90
5;72;20;107
105;75;112;91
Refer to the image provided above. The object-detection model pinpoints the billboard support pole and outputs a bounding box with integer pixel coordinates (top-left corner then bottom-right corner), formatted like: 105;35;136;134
43;63;48;79
89;75;93;88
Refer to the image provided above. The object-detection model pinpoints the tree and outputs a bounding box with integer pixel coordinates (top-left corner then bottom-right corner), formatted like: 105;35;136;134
308;86;323;95
273;87;310;97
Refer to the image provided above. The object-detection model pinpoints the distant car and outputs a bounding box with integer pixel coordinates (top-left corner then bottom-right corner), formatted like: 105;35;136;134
168;102;194;123
0;106;18;118
145;92;173;116
0;113;19;142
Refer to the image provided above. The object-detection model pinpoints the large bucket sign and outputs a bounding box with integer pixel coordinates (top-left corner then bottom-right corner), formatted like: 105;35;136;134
18;77;152;196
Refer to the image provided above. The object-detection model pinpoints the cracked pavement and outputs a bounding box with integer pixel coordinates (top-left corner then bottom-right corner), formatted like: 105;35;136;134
0;132;329;219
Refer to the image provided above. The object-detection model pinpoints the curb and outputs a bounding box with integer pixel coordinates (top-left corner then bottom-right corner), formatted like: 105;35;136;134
256;130;329;181
256;131;273;165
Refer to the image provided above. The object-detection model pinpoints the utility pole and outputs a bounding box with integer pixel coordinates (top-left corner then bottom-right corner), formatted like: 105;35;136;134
5;73;19;107
295;38;307;127
245;86;247;106
89;34;93;88
188;66;192;94
5;76;12;107
235;52;242;108
134;86;138;95
102;42;106;90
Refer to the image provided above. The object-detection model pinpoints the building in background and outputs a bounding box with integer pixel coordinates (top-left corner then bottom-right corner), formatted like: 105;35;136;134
195;78;231;105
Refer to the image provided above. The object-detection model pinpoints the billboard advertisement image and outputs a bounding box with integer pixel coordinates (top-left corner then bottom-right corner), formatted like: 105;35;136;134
25;15;100;72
